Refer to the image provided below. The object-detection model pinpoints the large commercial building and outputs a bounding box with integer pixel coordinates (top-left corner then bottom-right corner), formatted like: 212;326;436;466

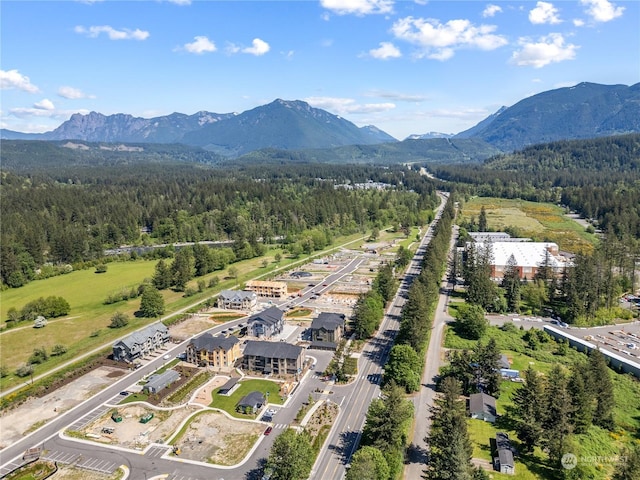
469;241;569;280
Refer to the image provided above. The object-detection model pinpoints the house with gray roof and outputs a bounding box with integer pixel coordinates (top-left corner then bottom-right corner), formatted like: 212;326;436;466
247;306;284;339
143;369;180;394
493;432;515;475
242;340;305;375
469;392;497;423
310;312;345;350
186;333;241;368
217;290;257;310
112;322;169;362
236;391;266;414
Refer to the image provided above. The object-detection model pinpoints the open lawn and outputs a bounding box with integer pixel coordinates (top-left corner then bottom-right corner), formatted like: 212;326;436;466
460;197;597;254
209;378;284;419
0;230;370;391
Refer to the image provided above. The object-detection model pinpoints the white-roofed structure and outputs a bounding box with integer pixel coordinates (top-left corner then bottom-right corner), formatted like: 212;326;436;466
473;241;569;280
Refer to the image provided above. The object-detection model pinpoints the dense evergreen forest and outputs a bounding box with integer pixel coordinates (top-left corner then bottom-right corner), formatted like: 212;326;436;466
432;133;640;238
0;157;438;288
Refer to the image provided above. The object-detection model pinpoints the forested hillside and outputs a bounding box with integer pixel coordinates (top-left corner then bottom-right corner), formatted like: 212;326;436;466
0;160;438;289
432;134;640;238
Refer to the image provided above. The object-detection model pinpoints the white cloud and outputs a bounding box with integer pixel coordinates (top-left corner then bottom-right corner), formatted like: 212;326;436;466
242;38;270;56
391;16;508;60
320;0;394;16
573;18;586;26
369;42;402;59
9;105;90;119
482;5;503;18
282;50;295;60
166;0;191;5
0;69;40;93
580;0;624;22
182;36;217;54
364;90;428;102
34;99;55;110
58;86;94;99
511;33;578;68
75;25;150;41
529;2;562;24
304;96;396;115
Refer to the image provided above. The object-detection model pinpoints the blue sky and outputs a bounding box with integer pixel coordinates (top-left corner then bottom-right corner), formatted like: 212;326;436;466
1;0;638;140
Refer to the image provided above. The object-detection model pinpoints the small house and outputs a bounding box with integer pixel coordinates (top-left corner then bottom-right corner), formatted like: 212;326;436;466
236;391;266;415
469;392;497;423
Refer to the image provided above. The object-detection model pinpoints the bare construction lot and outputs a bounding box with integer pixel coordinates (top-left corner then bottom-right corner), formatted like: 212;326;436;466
171;410;264;465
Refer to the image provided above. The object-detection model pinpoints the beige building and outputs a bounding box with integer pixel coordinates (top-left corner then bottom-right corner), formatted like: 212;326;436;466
186;333;241;369
245;280;287;298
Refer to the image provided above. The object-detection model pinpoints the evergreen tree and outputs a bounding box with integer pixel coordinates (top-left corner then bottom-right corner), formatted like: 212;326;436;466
424;377;474;480
478;206;488;232
474;337;501;398
543;365;573;465
152;259;172;290
139;286;165;317
171;249;194;291
567;363;593;434
501;254;521;312
512;367;545;453
587;349;615;429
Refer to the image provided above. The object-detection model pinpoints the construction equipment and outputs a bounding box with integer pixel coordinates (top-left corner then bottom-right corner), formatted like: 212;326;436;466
111;410;122;423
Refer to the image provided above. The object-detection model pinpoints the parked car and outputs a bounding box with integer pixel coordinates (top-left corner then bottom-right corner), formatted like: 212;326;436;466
119;391;129;396
264;426;273;435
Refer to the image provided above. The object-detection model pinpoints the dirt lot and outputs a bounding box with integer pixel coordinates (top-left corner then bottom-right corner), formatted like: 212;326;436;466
0;366;126;449
83;404;200;448
191;376;229;406
173;410;264;465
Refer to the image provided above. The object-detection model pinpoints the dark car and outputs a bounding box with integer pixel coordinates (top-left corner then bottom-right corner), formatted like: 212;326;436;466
119;391;129;396
264;426;273;435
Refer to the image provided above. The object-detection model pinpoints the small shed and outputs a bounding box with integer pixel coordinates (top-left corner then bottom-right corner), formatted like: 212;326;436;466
498;354;510;369
218;377;240;396
493;432;515;475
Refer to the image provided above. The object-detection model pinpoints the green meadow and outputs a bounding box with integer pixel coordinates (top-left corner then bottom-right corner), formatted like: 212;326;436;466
459;197;597;254
0;226;415;392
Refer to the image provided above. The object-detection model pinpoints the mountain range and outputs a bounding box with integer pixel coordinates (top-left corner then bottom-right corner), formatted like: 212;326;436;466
2;82;639;157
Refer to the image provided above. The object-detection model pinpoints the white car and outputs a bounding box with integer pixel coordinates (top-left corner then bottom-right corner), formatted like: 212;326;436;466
163;354;171;360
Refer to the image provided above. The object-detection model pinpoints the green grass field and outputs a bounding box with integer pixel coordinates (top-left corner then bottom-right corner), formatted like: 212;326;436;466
459;197;597;254
0;221;418;392
209;378;284;418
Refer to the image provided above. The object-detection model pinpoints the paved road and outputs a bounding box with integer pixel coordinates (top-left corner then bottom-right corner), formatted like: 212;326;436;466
0;256;367;479
403;223;458;479
310;191;450;480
